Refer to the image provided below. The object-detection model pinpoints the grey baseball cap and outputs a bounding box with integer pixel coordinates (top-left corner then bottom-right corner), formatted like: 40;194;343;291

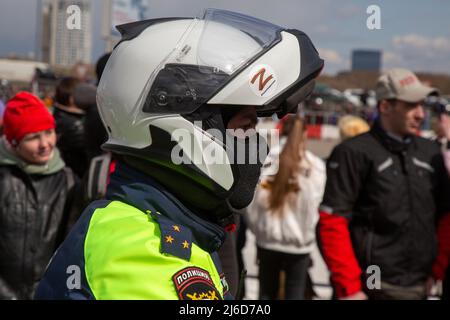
375;68;438;103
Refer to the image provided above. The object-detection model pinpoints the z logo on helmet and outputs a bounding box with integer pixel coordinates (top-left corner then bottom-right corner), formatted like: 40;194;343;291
249;64;278;98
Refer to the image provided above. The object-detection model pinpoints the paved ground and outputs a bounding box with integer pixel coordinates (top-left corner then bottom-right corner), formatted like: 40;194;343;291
241;138;340;300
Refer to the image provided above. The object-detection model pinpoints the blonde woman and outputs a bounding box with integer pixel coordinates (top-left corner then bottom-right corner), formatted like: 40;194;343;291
247;115;326;300
338;115;370;141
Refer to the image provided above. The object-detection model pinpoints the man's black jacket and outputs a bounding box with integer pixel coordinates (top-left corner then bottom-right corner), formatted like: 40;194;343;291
53;106;88;178
321;120;450;287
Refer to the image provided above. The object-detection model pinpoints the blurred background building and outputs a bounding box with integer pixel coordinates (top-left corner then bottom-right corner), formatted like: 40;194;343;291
351;49;382;72
35;0;148;67
39;0;92;66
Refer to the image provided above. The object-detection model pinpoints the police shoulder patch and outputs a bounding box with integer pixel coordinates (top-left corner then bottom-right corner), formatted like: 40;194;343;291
172;267;222;300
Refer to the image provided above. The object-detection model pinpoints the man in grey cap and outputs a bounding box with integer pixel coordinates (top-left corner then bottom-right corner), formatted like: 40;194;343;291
318;68;450;300
375;68;437;137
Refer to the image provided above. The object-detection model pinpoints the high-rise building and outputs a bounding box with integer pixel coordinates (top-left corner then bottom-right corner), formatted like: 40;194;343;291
40;1;52;63
351;49;382;72
40;0;92;66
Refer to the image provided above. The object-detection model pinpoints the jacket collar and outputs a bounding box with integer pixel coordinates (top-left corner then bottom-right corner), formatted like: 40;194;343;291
105;161;226;253
371;118;414;154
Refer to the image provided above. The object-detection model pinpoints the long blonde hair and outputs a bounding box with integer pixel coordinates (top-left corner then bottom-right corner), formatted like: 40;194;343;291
267;115;307;214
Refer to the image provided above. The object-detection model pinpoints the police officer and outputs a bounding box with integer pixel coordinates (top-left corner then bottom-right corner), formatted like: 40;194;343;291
35;9;323;300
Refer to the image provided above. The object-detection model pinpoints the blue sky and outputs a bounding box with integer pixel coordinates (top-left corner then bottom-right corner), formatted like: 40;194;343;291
0;0;449;75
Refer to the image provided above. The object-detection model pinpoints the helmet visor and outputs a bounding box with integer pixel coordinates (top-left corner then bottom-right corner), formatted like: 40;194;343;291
142;9;283;115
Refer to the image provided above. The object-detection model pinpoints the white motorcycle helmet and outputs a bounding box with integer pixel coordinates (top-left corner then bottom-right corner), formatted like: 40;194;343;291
97;9;323;225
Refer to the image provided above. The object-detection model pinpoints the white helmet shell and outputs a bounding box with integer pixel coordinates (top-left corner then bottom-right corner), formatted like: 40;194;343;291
97;9;323;192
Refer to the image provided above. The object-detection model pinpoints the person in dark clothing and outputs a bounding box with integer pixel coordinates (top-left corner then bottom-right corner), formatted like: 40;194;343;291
78;54;114;208
53;77;89;178
235;213;248;299
0;92;77;299
95;53;111;85
69;82;115;219
218;226;240;298
430;104;450;300
71;82;107;163
74;105;115;217
319;69;450;300
68;54;115;221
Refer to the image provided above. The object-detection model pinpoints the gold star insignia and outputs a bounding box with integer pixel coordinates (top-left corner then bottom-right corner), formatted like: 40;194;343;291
172;225;181;232
182;240;190;249
165;235;174;244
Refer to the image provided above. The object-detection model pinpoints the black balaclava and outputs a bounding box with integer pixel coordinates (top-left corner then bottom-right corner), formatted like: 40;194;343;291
226;131;267;209
219;106;268;210
185;104;268;210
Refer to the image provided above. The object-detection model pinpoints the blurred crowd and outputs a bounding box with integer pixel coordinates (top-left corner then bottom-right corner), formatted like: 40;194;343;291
0;53;112;299
0;56;450;300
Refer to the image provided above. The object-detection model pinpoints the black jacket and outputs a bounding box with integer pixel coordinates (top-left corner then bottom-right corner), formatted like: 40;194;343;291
321;120;450;287
0;165;77;299
53;106;88;178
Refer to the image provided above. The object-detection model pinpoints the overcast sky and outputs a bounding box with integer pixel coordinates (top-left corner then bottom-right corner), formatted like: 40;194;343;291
0;0;449;75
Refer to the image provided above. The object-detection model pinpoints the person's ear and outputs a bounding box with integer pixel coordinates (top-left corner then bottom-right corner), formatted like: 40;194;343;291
378;100;392;116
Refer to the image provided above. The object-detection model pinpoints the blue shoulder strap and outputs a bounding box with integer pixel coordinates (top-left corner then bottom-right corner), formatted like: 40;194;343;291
149;211;193;261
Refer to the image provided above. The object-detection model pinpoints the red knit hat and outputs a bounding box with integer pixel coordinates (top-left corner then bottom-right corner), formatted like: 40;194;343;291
3;91;56;146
